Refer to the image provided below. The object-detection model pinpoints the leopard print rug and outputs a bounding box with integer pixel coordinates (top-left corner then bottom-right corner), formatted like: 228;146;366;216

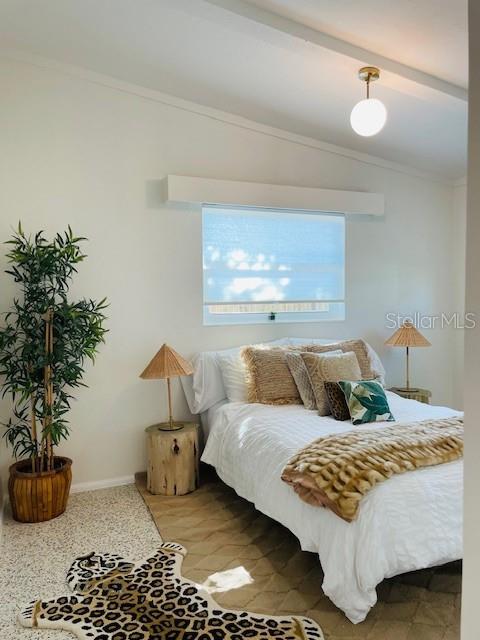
18;542;324;639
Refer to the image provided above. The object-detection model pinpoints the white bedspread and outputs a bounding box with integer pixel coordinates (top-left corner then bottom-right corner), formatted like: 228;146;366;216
201;392;462;623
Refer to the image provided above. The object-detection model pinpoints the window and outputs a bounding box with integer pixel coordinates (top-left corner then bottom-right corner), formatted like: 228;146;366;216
202;206;345;325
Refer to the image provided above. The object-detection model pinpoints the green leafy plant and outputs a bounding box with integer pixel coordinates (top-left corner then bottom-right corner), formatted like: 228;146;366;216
0;223;107;472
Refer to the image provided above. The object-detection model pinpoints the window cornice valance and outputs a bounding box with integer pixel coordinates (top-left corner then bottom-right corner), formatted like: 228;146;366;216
160;175;384;216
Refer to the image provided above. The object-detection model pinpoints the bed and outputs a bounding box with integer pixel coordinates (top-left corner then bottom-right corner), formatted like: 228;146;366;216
200;392;462;623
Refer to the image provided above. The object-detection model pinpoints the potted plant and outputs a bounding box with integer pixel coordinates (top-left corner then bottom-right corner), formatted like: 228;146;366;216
0;224;107;522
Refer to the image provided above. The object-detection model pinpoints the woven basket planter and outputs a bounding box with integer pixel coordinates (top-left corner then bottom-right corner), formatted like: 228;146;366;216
8;456;72;523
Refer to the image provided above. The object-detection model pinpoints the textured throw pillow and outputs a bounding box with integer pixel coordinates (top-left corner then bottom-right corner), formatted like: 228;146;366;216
302;351;362;416
242;346;303;405
308;339;376;381
338;379;395;425
286;350;341;410
324;381;351;421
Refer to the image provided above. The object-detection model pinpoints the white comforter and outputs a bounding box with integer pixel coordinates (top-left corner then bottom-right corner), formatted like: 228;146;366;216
201;392;462;623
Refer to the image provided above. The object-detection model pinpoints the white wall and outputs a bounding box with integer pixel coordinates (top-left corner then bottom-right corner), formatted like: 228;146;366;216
462;3;480;638
0;57;458;491
452;181;467;410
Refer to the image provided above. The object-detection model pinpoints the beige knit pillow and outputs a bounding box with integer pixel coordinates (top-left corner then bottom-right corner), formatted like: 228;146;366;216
302;351;362;416
308;339;375;380
286;350;342;410
242;346;302;405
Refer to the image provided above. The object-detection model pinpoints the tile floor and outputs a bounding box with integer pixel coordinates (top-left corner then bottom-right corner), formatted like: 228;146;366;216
136;472;461;640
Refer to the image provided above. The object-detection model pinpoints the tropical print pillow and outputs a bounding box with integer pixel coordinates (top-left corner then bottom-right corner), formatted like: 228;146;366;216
338;379;395;425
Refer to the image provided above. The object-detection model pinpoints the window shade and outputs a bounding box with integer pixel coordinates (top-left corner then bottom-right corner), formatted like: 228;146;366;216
202;207;345;309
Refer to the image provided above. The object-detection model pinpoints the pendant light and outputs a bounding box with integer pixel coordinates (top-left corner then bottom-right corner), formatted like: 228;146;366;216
350;66;387;137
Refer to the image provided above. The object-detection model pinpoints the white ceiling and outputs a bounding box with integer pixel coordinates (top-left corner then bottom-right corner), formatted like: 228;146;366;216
0;0;468;179
249;0;468;88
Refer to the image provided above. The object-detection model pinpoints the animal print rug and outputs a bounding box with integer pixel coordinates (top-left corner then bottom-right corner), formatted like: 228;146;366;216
18;542;324;639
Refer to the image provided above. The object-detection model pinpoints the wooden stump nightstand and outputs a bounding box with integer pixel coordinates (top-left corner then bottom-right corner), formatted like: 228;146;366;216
388;387;432;404
146;422;200;496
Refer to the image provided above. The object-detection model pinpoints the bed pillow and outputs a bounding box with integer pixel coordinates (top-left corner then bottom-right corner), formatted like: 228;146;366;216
181;338;289;414
242;346;303;405
286;350;341;410
286;337;385;385
302;351;362;416
338;379;395;425
217;352;248;402
284;338;344;346
324;381;351;421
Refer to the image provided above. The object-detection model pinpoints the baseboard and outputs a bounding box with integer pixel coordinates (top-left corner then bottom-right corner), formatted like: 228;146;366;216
70;475;135;494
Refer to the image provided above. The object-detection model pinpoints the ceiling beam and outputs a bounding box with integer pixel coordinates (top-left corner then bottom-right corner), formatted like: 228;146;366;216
205;0;468;102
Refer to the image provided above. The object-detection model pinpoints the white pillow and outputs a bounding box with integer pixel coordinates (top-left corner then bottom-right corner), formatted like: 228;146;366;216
285;337;344;346
181;338;289;414
365;342;386;385
217;352;248;402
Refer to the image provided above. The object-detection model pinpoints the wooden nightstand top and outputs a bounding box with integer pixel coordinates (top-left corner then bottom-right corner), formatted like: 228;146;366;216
145;421;199;434
388;387;432;404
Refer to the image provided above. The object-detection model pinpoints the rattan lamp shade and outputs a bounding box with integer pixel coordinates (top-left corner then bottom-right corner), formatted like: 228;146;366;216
140;344;193;380
140;344;193;431
385;322;430;391
385;322;431;348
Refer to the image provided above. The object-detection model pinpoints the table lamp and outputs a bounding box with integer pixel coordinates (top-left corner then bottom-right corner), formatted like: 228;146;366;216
385;321;431;391
140;343;193;431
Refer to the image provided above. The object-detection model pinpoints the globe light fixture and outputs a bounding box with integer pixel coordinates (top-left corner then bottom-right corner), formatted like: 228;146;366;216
350;66;387;137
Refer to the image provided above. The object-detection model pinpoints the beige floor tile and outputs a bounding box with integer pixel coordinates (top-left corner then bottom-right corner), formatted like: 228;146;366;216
407;623;446;640
180;552;205;568
400;570;434;589
181;567;212;584
414;602;455;627
243;590;288;613
280;589;324;613
443;626;460;640
422;591;456;607
376;580;392;602
214;586;259;608
218;543;266;560
386;583;425;604
262;573;297;593
193;554;233;571
379;600;419;622
428;574;462;594
307;609;345;635
298;575;327;595
249;556;278;575
367;620;411;640
188;539;226;555
332;616;377;638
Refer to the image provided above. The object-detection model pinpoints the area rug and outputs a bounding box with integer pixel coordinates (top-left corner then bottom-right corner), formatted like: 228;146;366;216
135;472;461;640
18;542;324;639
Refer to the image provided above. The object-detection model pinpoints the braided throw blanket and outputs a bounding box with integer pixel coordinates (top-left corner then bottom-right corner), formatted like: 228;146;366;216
281;416;463;522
